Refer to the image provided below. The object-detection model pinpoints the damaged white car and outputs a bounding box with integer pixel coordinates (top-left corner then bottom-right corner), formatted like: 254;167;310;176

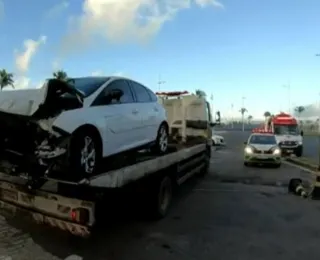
0;76;169;186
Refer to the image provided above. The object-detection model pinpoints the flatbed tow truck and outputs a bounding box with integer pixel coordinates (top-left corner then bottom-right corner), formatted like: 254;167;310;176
0;91;214;237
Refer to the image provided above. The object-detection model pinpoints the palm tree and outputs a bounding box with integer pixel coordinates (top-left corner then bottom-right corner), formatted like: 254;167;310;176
195;89;206;98
52;70;74;85
239;107;247;131
294;106;305;116
264;111;271;118
0;69;14;90
247;115;253;124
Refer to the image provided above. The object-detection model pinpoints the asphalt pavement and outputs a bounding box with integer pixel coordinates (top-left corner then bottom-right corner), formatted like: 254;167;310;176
1;132;320;259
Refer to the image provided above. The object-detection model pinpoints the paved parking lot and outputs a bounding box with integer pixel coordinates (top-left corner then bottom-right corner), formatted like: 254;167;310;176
1;132;320;259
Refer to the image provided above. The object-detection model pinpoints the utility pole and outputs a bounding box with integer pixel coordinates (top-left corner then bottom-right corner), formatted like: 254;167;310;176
316;54;320;170
210;94;214;122
231;103;234;129
157;75;166;91
241;96;246;132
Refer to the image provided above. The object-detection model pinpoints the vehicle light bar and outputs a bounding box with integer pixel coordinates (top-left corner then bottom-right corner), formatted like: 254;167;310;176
252;128;273;134
156;91;189;96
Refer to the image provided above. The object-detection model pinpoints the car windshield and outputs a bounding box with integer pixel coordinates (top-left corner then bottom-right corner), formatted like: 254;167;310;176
274;124;299;135
45;77;110;98
71;77;110;97
249;135;277;145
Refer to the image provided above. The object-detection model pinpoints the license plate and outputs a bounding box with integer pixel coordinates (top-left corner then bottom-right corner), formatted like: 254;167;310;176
258;155;268;159
1;189;18;201
287;150;293;153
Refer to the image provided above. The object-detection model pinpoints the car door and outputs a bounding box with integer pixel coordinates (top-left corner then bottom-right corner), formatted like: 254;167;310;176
91;79;141;156
129;81;158;143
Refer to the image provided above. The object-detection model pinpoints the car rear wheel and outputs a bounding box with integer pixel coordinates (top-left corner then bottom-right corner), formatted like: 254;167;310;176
152;123;169;154
70;129;102;177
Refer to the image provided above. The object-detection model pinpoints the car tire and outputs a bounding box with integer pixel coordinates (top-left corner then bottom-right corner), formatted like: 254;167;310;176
152;123;169;154
244;162;249;166
274;163;281;168
69;128;102;178
295;146;303;157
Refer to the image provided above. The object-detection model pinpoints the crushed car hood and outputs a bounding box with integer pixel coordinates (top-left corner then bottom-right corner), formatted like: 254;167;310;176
0;79;84;119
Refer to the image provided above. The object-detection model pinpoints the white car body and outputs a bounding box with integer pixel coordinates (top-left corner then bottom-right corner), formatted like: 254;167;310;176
0;76;168;176
212;134;225;146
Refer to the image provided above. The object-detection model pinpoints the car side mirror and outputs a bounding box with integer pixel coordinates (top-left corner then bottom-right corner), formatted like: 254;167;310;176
300;130;304;136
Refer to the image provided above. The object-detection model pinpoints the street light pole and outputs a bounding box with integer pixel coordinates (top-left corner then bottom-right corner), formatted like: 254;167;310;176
231;103;234;129
316;54;320;170
157;75;166;91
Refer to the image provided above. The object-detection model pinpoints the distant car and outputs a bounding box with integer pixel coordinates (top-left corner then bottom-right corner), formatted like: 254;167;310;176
0;76;169;180
212;134;225;146
243;133;281;167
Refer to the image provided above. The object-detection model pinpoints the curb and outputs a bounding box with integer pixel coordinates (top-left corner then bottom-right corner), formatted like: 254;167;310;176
285;157;318;172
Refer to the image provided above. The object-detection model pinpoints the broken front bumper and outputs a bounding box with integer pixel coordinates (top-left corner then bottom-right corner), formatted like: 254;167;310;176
0;111;70;181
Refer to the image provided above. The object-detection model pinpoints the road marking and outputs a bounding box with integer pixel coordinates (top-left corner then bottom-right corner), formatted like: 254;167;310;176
282;160;316;175
65;255;83;260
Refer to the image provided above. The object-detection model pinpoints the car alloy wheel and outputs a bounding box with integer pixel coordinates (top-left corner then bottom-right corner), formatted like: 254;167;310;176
158;125;168;152
80;136;96;174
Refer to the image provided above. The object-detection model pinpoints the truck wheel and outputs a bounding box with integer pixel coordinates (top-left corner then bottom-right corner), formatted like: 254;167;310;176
295;146;303;157
149;176;173;219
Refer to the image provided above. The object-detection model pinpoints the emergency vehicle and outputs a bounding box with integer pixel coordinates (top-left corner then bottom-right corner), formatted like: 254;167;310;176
244;129;281;167
264;113;303;157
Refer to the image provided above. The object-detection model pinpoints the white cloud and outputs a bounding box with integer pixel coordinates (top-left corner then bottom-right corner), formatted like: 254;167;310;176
45;1;69;19
91;70;104;76
60;0;224;55
195;0;224;8
15;35;47;74
13;76;31;90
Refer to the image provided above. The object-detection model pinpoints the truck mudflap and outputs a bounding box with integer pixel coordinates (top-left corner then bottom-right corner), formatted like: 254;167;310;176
0;180;95;237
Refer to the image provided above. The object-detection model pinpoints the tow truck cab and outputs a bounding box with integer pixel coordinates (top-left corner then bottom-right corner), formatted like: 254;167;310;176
265;113;303;157
156;91;214;144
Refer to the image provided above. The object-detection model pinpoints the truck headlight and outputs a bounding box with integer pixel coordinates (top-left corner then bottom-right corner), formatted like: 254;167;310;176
273;148;281;155
244;147;253;154
298;141;302;145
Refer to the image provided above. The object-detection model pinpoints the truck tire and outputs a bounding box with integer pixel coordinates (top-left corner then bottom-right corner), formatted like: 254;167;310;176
148;175;173;219
295;146;303;157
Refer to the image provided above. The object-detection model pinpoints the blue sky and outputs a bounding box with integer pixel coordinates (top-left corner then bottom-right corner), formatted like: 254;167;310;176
1;0;320;120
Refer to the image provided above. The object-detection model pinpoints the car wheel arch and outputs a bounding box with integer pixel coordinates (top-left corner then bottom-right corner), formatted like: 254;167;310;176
71;124;103;153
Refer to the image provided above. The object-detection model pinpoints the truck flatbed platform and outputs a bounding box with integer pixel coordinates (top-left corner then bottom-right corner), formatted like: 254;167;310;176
0;142;211;237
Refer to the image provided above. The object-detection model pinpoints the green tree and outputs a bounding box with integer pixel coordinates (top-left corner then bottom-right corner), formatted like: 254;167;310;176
52;70;74;85
247;115;253;124
0;69;14;90
294;106;305;115
239;107;247;131
263;111;271;118
195;89;206;98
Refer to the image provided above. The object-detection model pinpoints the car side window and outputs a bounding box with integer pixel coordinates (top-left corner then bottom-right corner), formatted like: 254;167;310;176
92;79;134;106
130;81;152;103
145;88;158;102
